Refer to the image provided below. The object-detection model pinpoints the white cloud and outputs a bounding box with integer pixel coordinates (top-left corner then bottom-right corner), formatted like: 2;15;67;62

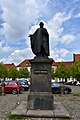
59;49;69;58
36;0;52;19
0;0;39;41
75;12;80;18
60;34;75;44
50;48;69;62
2;46;11;52
1;47;34;65
0;40;12;53
0;0;79;64
0;0;72;43
46;12;72;49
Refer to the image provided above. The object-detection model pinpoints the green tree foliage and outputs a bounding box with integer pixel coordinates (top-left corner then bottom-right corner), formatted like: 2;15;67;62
19;67;30;78
55;62;70;82
51;67;56;79
8;66;19;80
0;62;8;80
70;61;80;81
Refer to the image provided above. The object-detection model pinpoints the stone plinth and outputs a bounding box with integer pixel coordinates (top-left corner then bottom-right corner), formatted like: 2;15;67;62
28;56;53;110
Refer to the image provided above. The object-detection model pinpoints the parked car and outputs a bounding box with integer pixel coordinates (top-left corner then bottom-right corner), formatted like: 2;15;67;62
0;81;23;94
76;81;80;86
66;81;74;85
17;80;29;91
26;78;31;86
51;82;72;94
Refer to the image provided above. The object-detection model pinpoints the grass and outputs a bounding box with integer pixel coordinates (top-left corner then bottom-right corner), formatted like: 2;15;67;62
8;115;28;119
8;115;71;120
72;93;80;96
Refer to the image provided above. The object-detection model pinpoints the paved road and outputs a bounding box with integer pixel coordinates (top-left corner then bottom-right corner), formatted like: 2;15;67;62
67;85;80;93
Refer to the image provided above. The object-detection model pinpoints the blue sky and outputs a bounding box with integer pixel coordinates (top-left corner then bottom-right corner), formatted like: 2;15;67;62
0;0;80;65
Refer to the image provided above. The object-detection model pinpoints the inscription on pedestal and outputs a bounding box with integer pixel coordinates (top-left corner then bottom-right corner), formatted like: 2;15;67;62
34;70;48;74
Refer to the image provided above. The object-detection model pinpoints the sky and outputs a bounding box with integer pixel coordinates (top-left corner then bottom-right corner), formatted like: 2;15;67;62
0;0;80;65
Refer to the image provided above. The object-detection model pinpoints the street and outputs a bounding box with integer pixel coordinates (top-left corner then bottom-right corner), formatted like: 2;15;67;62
67;85;80;93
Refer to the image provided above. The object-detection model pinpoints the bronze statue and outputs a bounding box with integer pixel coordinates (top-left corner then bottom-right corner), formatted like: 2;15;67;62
29;22;49;57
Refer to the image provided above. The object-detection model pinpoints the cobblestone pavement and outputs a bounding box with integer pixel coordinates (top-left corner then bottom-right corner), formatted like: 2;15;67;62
54;93;80;120
0;92;80;120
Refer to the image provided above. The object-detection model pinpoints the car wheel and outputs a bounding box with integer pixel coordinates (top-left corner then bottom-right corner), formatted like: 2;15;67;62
12;89;18;94
64;90;69;94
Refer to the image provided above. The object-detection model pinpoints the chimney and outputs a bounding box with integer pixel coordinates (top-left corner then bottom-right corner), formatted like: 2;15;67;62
73;53;75;62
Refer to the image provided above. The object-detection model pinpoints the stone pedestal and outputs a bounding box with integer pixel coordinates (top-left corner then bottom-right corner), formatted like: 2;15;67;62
28;56;53;110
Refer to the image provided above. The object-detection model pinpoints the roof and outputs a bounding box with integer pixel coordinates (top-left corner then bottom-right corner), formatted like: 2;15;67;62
52;61;58;66
4;63;15;69
53;61;74;68
16;54;80;68
17;59;74;68
17;59;31;67
17;58;54;67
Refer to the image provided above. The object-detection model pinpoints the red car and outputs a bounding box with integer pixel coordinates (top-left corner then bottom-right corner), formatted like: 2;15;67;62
0;81;23;94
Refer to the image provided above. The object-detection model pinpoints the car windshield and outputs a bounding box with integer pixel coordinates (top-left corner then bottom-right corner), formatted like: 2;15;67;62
20;82;26;85
52;83;60;87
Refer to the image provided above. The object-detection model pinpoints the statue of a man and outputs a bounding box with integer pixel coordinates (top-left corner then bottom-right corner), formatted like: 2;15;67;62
29;22;49;57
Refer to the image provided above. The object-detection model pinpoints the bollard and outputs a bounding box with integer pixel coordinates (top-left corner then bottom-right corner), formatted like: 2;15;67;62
1;82;5;96
61;83;64;94
17;88;19;96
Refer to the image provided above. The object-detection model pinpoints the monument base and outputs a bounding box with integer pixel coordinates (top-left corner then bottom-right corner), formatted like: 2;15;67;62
28;56;53;110
28;92;53;110
11;101;71;119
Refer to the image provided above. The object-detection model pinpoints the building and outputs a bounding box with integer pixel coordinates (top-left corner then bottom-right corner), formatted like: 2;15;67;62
16;59;31;72
3;53;80;82
16;54;80;71
4;63;15;69
4;53;80;77
73;53;80;62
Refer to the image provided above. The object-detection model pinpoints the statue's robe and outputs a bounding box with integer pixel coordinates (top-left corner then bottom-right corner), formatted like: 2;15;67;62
30;27;49;56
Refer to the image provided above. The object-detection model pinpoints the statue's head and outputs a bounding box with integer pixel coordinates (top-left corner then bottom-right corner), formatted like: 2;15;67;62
39;22;44;28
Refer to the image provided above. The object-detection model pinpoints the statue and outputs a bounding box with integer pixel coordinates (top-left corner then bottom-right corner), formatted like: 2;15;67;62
29;22;49;57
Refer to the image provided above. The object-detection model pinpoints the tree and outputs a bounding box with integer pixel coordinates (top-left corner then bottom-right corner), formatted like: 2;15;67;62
0;62;8;81
51;67;55;79
19;67;30;78
70;61;80;81
55;62;70;82
8;66;19;80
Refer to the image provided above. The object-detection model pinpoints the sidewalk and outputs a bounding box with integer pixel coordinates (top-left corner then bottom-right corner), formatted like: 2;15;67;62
0;93;80;119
